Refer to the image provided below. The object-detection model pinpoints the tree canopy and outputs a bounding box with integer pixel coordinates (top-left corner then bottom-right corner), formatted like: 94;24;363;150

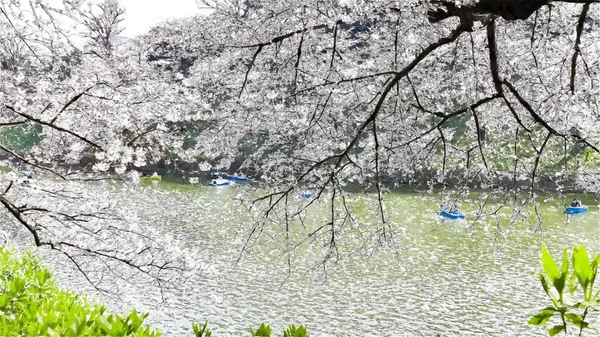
0;0;599;289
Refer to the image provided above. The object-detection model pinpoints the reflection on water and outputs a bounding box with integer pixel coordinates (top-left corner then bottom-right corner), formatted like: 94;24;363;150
6;180;600;336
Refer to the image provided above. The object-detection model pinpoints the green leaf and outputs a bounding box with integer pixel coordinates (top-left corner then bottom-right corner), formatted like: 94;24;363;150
192;320;211;337
283;325;309;337
565;313;582;324
250;323;272;337
573;245;591;291
548;325;565;336
528;308;556;326
590;253;600;293
542;246;561;285
540;272;550;296
551;249;569;297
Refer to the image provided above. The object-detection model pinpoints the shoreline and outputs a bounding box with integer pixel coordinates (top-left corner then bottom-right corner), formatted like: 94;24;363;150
1;155;596;195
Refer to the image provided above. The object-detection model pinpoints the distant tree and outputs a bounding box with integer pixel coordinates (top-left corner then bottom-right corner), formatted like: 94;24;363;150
77;0;126;59
0;0;195;294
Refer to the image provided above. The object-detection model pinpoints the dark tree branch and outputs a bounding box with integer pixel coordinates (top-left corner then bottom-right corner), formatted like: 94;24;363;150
531;132;552;192
486;19;503;93
407;75;445;118
304;91;332;138
501;96;531;132
502;80;559;135
400;94;502;148
0;120;27;127
293;33;304;91
49;83;106;124
292;71;397;96
372;119;385;226
127;125;159;147
427;0;597;23
437;127;447;176
56;248;110;294
472;107;489;170
341;22;472;159
255;22;472;225
571;134;600;153
530;9;539;48
239;44;263;98
0;195;43;246
0;7;45;65
329;22;338;73
487;19;530;132
3;105;104;150
569;3;590;94
238;22;335;48
0;144;66;179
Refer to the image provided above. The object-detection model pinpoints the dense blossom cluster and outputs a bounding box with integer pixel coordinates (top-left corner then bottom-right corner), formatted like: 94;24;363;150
0;0;599;290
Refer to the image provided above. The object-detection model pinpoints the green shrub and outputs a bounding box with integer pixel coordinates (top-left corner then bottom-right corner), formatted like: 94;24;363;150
283;324;309;337
250;323;272;337
191;321;310;337
192;320;212;337
0;248;160;336
529;245;599;336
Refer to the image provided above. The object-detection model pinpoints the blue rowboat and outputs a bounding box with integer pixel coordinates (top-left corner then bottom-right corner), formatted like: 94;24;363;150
566;206;588;214
211;172;250;183
298;192;312;200
227;176;249;183
440;209;465;220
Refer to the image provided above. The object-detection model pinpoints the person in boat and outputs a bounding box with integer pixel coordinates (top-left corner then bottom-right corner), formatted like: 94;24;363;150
450;205;460;214
26;170;34;179
571;198;578;207
576;198;582;207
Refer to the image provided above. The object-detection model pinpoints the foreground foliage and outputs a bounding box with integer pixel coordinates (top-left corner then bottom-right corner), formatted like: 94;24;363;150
0;248;160;336
0;247;310;336
192;321;309;337
530;245;600;336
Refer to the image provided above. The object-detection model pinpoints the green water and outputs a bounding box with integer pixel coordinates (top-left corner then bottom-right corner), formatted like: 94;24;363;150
126;180;599;336
7;174;598;336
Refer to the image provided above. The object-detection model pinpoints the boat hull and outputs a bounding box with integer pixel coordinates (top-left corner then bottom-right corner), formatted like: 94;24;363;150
566;206;588;214
298;192;312;200
211;172;249;183
228;176;249;183
209;179;230;187
440;210;465;220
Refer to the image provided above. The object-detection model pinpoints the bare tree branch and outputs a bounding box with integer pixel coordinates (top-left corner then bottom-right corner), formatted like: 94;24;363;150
239;44;263;98
531;132;553;192
472;106;489;170
569;3;590;94
0;144;66;179
3;105;104;150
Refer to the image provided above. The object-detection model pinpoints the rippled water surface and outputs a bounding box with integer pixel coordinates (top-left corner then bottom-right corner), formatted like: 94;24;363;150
11;179;600;336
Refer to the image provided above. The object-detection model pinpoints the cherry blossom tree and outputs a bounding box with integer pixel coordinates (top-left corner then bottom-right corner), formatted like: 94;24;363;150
0;0;198;293
155;0;600;262
1;0;600;276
